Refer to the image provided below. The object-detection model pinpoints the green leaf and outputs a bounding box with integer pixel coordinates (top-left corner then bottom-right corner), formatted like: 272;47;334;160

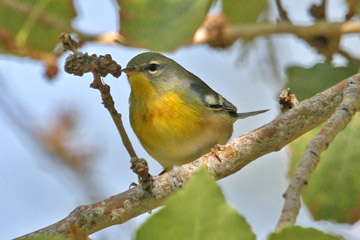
136;168;256;240
286;63;359;101
0;0;76;56
118;0;214;52
222;0;267;24
289;114;360;224
268;226;343;240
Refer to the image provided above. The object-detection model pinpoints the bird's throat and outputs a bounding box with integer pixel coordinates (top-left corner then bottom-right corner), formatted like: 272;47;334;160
128;74;157;101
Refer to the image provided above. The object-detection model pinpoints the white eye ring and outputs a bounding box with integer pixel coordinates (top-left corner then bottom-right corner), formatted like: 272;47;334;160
147;63;160;74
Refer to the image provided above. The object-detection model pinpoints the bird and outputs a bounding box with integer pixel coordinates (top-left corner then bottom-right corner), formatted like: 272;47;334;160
122;52;268;172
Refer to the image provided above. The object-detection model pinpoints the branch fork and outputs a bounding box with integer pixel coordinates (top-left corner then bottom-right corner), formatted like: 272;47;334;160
275;75;360;231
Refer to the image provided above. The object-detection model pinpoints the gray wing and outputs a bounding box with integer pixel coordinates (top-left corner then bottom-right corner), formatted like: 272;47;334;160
188;72;269;118
188;72;238;115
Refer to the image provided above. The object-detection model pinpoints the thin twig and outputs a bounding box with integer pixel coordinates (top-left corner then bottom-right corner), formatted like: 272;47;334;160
275;75;360;232
90;72;137;159
62;41;137;159
89;72;151;189
16;74;360;239
61;33;135;157
60;33;151;188
345;0;358;21
309;0;327;21
275;0;291;22
338;49;360;66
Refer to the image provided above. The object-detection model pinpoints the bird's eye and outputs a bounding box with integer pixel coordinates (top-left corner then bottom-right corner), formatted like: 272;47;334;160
148;63;159;73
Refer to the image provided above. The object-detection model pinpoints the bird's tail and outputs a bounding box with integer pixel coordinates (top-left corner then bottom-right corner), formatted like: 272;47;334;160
236;109;269;119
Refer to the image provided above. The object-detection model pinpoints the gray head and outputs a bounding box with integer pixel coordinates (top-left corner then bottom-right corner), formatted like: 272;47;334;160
122;52;191;91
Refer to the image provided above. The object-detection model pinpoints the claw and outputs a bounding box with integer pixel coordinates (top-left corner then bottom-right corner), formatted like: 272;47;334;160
158;169;167;176
129;182;138;189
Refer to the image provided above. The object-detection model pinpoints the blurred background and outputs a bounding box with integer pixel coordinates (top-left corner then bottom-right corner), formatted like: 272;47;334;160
0;0;359;239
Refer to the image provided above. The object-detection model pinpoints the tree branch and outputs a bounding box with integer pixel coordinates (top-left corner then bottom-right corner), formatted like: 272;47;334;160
17;73;360;239
226;21;359;40
275;75;360;231
193;20;360;45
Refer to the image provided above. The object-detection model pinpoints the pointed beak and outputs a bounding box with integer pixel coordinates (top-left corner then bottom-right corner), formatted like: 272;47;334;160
122;67;138;75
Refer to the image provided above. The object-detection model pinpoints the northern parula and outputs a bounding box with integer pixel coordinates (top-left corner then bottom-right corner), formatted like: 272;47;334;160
122;52;267;171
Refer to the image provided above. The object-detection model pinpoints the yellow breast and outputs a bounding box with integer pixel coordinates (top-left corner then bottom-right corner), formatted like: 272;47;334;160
128;73;233;170
128;73;202;135
130;86;203;145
